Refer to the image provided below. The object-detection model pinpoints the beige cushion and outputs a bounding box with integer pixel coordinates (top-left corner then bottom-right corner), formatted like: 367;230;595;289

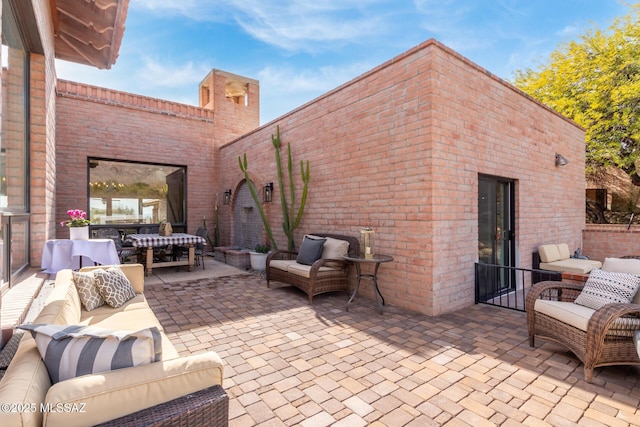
43;352;223;427
601;257;640;304
535;299;640;337
79;294;153;322
80;264;145;294
539;258;602;274
602;257;640;274
34;271;82;325
269;259;297;272
574;268;640;310
286;263;342;279
535;299;594;332
557;244;571;260
309;235;350;259
539;244;562;263
0;336;51;426
83;304;166;332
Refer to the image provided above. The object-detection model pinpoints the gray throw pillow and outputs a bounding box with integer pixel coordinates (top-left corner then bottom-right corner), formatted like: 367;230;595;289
296;236;327;265
72;270;106;311
94;266;137;308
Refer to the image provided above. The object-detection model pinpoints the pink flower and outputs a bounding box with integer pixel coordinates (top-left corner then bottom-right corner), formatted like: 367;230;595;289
61;209;91;227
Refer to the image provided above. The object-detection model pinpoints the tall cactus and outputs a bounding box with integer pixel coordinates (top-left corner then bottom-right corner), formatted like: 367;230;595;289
238;125;310;251
272;126;310;251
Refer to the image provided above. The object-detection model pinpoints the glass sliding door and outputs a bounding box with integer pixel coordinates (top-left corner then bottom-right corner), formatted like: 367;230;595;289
478;175;515;300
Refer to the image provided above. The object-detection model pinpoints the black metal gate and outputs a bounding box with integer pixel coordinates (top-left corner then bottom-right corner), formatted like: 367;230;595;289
475;263;561;312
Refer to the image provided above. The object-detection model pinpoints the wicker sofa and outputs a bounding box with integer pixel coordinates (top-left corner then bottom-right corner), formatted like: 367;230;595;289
526;257;640;382
0;264;227;427
266;233;359;303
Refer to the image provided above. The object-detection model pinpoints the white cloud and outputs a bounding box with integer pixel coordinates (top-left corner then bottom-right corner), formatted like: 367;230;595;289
132;0;393;52
135;57;210;89
257;61;375;123
257;61;371;96
557;25;579;37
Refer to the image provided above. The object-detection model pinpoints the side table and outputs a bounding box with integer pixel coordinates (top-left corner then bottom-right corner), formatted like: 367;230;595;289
343;254;393;314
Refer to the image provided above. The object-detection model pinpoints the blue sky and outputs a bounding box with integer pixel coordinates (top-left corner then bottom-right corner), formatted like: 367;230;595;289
56;0;631;125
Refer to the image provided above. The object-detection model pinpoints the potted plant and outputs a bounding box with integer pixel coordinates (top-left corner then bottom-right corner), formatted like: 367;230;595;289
60;209;91;240
250;243;271;271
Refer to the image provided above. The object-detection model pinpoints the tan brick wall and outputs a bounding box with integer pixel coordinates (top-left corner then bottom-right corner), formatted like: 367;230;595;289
55;82;217;240
583;224;640;261
219;39;586;316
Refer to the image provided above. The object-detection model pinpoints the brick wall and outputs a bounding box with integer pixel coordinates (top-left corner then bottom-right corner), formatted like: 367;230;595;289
583;224;640;261
219;39;586;316
55;81;217;241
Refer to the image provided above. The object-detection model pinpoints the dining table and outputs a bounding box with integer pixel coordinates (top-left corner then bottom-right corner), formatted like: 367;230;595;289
41;239;120;274
124;233;206;275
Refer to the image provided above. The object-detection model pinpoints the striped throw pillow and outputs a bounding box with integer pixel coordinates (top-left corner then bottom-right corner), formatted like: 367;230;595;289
18;324;162;383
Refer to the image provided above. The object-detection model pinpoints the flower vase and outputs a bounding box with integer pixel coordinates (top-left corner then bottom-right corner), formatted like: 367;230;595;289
69;226;89;240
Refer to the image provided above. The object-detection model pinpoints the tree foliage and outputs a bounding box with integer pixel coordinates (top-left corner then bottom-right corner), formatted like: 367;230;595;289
513;4;640;184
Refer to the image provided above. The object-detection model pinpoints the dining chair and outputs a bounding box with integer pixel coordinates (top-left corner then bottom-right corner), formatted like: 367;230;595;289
95;227;138;263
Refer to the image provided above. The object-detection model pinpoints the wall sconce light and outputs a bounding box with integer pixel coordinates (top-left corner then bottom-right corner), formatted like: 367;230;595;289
263;182;274;203
223;189;232;205
555;153;569;167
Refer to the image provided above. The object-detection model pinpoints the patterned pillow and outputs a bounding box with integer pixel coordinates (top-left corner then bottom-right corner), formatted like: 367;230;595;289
574;268;640;310
72;270;106;311
94;266;137;308
17;323;162;383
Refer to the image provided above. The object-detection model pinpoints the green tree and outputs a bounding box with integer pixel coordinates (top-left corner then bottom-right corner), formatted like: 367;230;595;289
513;4;640;184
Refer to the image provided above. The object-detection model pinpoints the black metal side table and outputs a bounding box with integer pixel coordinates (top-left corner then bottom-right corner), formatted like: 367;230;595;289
343;254;393;314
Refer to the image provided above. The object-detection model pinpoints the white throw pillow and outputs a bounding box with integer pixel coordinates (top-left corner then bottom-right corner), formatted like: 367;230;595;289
18;323;162;383
574;268;640;310
308;235;350;259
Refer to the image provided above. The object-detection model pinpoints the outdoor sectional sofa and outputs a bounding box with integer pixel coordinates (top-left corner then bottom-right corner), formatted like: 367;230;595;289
526;257;640;382
266;233;359;303
0;264;227;427
536;243;602;274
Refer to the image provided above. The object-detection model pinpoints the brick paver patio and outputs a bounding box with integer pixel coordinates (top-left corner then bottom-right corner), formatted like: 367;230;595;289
144;273;640;426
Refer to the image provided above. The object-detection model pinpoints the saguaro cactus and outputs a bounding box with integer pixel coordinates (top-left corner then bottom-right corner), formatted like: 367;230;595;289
272;126;310;251
238;125;310;251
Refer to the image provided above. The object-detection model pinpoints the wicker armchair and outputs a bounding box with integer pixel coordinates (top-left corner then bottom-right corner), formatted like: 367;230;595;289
526;280;640;382
266;233;359;303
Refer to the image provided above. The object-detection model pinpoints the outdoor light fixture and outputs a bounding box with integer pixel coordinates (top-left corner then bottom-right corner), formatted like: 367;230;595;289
360;227;375;259
223;189;232;205
555;153;569;167
263;182;274;203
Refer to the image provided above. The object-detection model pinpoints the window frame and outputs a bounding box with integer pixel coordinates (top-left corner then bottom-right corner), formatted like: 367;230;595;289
87;157;188;231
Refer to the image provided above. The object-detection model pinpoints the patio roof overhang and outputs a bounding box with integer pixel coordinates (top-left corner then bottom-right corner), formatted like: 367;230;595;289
50;0;129;70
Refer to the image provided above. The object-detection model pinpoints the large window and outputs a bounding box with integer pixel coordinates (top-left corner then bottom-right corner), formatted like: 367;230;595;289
89;159;186;227
1;0;30;286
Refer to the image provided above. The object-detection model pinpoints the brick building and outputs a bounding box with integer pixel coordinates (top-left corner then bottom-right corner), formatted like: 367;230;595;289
1;1;585;317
